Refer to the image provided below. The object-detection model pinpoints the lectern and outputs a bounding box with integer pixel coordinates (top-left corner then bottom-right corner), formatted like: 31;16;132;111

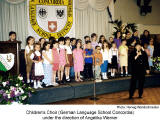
0;41;21;75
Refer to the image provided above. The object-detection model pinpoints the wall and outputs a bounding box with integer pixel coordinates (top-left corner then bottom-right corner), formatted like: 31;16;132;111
114;0;160;25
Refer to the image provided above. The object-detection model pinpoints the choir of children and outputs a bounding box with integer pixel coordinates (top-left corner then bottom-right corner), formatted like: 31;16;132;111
24;32;154;89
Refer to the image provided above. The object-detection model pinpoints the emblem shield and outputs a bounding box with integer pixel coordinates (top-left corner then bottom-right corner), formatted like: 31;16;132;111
29;0;73;39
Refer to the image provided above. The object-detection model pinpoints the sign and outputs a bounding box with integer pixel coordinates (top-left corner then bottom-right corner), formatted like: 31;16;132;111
0;53;15;72
27;0;75;40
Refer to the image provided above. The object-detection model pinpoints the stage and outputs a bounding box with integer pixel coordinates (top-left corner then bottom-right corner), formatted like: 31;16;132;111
28;75;160;104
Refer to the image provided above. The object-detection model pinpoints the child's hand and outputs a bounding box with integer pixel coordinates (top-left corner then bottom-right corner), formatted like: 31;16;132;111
34;61;39;63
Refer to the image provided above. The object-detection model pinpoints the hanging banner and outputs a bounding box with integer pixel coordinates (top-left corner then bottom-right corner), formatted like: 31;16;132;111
0;53;14;72
27;0;75;40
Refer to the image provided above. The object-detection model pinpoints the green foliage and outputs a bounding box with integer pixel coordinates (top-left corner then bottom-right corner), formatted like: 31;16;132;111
109;19;138;38
0;75;35;104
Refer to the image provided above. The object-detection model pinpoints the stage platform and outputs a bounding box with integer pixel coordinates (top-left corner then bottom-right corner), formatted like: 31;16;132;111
28;75;160;104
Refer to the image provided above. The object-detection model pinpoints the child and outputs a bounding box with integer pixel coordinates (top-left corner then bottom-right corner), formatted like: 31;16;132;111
98;35;106;47
30;43;44;89
83;36;90;49
73;41;84;82
119;40;128;76
39;38;46;49
84;41;94;80
114;31;121;48
70;38;77;50
94;46;103;82
147;38;154;70
108;37;114;48
24;36;35;83
109;42;118;77
101;40;109;79
52;41;60;86
65;37;73;81
42;42;53;86
91;33;98;49
58;37;67;84
8;31;16;42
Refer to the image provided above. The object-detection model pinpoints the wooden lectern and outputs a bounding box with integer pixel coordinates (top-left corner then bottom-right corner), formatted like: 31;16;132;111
0;41;21;75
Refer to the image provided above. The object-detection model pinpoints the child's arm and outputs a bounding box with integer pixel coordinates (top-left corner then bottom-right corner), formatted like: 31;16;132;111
24;49;27;65
65;50;69;64
100;54;103;66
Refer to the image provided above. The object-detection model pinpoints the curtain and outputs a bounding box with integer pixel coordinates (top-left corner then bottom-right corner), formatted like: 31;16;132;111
0;0;114;48
0;0;28;49
75;6;113;40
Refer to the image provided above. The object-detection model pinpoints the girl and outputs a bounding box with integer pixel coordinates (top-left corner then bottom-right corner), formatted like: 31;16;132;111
114;31;121;48
30;43;44;89
119;40;128;76
73;41;84;82
65;37;73;81
52;41;60;86
101;40;110;79
109;42;118;77
98;35;106;47
42;42;53;86
24;36;35;83
108;37;114;48
147;38;154;70
91;33;98;49
39;38;46;49
58;37;67;84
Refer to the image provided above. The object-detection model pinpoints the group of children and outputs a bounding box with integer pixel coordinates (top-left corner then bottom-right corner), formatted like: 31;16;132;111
24;32;154;89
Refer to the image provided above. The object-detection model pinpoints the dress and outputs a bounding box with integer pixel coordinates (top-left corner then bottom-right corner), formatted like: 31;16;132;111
119;45;128;67
59;45;66;66
114;38;121;48
73;49;84;72
109;48;118;69
65;45;73;67
30;51;44;81
42;49;53;85
147;45;154;66
52;48;59;71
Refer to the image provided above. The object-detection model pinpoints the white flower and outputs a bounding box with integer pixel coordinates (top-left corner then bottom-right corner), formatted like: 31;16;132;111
22;96;27;100
16;84;18;87
2;82;7;87
8;94;11;99
15;90;19;95
18;76;23;80
21;89;24;94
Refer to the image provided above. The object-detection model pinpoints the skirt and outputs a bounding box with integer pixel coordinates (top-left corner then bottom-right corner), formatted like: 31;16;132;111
26;51;33;73
53;63;59;71
43;64;52;85
101;60;108;73
65;54;73;67
111;56;118;69
30;63;44;81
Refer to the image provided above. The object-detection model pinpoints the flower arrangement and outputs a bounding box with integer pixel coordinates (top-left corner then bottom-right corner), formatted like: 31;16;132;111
152;57;160;71
109;19;138;38
0;75;35;104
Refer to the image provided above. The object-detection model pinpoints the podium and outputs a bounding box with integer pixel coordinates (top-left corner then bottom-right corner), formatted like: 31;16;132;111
0;41;21;75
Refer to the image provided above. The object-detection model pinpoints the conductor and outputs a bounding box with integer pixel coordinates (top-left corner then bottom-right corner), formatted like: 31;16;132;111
129;43;150;99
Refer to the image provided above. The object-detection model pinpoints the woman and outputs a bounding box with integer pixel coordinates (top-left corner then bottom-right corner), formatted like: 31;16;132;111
129;43;150;99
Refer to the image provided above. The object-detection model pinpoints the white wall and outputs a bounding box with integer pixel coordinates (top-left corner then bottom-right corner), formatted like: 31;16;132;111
114;0;160;25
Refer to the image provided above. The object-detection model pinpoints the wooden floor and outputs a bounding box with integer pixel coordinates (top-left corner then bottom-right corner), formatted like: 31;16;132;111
52;87;160;104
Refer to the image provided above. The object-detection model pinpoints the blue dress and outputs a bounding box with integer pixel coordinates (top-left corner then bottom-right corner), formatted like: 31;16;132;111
148;45;154;67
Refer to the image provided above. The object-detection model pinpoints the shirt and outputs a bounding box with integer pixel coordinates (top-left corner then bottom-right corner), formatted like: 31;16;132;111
91;41;98;49
65;45;72;54
42;49;52;64
101;49;109;61
25;45;33;54
94;53;103;66
84;49;93;63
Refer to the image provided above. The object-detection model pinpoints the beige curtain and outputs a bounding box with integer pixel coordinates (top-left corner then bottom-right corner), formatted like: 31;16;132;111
75;0;114;41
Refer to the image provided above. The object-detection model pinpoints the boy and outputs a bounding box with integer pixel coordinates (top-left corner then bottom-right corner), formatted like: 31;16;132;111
94;46;103;82
84;41;94;80
8;31;16;42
